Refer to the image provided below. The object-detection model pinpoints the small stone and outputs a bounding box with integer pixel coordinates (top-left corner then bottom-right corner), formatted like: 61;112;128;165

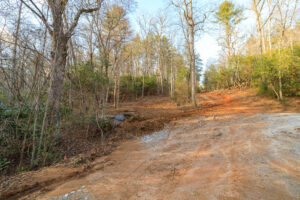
114;115;126;121
215;132;222;137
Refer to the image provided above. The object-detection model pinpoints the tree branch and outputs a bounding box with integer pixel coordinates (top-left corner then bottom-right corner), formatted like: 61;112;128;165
66;0;103;37
261;0;280;27
20;0;53;36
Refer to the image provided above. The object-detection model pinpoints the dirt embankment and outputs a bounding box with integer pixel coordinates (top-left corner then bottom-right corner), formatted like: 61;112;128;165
0;89;299;200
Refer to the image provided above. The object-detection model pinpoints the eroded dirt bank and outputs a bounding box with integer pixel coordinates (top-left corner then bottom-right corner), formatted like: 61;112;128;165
1;89;300;200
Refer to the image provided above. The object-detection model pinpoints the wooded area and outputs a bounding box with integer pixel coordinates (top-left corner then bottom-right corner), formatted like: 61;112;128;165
204;0;299;100
0;0;299;176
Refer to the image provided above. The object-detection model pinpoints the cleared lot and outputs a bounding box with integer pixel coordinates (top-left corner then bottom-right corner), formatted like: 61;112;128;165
42;113;300;200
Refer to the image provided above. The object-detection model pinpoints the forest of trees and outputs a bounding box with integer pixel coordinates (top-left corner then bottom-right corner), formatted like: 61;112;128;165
0;0;204;174
204;0;299;100
0;0;298;175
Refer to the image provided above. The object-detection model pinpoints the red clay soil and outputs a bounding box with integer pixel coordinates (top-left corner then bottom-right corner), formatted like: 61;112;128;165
0;89;299;200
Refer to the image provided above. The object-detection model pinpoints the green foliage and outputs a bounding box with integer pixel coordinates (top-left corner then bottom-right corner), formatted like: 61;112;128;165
0;102;31;159
120;75;138;98
215;0;244;59
0;157;10;171
89;114;113;132
257;81;274;97
0;101;35;174
120;75;159;99
204;64;220;91
215;1;243;26
0;99;73;174
70;62;106;92
144;76;158;94
204;45;300;98
177;66;190;82
19;166;31;172
174;66;190;104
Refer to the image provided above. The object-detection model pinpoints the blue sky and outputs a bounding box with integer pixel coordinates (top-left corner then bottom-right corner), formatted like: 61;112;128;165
135;0;166;13
130;0;256;70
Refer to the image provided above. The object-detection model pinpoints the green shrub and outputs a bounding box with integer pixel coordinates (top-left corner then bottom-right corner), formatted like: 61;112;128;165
120;75;159;99
89;114;113;132
0;157;10;171
0;100;74;174
203;45;300;99
174;66;190;104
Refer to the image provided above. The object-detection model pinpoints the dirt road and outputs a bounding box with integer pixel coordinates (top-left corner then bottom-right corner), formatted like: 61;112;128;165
36;93;300;200
2;90;299;200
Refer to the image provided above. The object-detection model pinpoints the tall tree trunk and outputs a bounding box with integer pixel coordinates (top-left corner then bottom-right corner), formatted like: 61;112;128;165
113;78;117;108
158;41;164;95
48;9;68;128
160;69;164;95
30;87;40;167
252;0;265;54
255;16;264;54
170;58;174;98
142;72;145;98
278;34;284;101
63;13;74;111
20;0;101;130
261;25;266;53
10;1;23;101
267;0;272;51
49;34;68;128
226;25;231;62
19;46;27;91
113;70;118;108
116;72;120;108
188;0;197;107
278;70;283;100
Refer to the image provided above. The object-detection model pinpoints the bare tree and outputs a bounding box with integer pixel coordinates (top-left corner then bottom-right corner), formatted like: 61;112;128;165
171;0;207;107
137;14;154;98
10;1;23;101
275;0;298;100
20;0;103;128
251;0;279;54
152;11;169;94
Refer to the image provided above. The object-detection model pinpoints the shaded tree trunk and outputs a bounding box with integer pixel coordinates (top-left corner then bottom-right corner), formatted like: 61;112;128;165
188;0;197;107
267;0;272;51
170;58;175;98
49;56;67;127
142;72;145;98
10;1;23;101
48;12;68;127
21;0;102;129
